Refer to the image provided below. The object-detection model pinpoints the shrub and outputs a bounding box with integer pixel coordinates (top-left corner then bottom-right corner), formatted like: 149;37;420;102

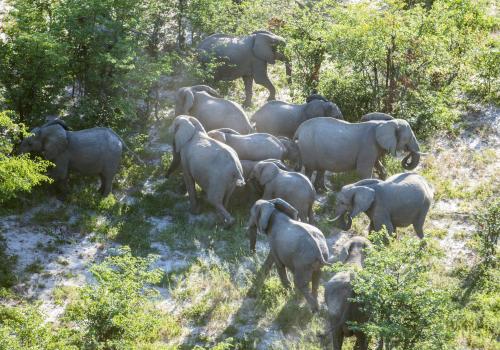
63;246;166;349
350;231;455;349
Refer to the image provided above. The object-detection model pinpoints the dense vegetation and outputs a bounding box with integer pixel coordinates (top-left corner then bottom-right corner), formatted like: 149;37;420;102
0;0;498;349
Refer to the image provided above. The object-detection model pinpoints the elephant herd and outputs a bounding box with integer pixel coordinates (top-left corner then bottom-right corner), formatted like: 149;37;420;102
17;30;436;350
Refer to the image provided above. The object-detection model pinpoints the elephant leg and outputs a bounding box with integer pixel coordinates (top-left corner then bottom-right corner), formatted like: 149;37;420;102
100;173;113;196
413;212;426;239
294;268;318;312
261;185;273;200
311;270;320;302
166;151;181;178
355;332;369;350
308;206;315;224
275;261;291;289
356;163;373;179
254;73;276;101
183;171;200;214
332;324;344;350
305;167;313;180
207;188;234;227
223;182;236;208
242;75;253;107
314;170;326;192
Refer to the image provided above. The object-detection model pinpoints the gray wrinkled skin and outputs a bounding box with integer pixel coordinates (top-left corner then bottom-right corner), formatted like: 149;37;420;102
197;30;290;107
174;85;252;134
334;173;434;238
249;161;316;223
169;115;245;227
294;117;421;191
252;99;343;138
324;236;371;350
17;119;123;196
247;199;330;312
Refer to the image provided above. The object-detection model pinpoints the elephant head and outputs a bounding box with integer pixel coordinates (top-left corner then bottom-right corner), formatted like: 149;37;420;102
277;137;301;170
333;184;376;230
249;161;280;186
375;119;421;170
174;85;221;116
246;198;298;251
17;119;69;161
170;115;206;151
338;236;371;267
303;99;343;121
252;30;286;64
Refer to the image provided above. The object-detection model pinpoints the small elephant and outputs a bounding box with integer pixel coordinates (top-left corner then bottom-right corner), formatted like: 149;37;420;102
207;128;301;168
174;85;253;134
324;236;371;350
17;119;125;196
252;99;343;138
333;173;434;238
169;115;245;227
198;30;291;107
360;112;394;122
249;160;316;223
247;198;330;312
294;118;422;191
240;159;290;179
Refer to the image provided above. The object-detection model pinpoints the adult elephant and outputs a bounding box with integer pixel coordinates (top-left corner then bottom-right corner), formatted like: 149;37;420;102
197;30;291;107
332;173;434;238
168;115;245;227
252;99;343;138
174;85;253;134
294;118;422;190
207;128;300;168
17;119;128;197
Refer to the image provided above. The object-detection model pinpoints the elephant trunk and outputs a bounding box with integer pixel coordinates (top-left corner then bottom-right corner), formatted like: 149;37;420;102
249;227;257;253
274;51;292;85
402;151;420;170
331;209;352;231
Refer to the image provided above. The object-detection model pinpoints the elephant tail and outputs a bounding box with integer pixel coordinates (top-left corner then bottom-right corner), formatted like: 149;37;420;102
234;166;246;187
113;132;146;165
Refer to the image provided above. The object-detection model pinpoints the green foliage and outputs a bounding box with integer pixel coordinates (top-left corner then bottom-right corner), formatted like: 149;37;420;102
0;111;52;204
351;231;455;349
0;234;17;288
63;246;166;349
0;298;77;350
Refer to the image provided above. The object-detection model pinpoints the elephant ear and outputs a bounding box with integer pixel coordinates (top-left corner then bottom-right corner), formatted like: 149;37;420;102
253;32;279;63
303;100;324;120
187;116;206;133
254;200;276;234
190;85;221;98
41;124;68;160
269;198;298;220
375;120;398;156
178;88;195;114
207;130;226;143
173;117;196;151
339;238;354;263
350;186;375;218
256;162;280;185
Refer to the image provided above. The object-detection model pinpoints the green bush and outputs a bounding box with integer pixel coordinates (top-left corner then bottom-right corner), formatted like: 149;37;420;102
63;246;166;349
350;231;455;349
0;111;52;204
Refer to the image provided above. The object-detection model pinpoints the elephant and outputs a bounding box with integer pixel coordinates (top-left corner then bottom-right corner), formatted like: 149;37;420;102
360;112;394;122
197;30;291;107
207;128;301;168
168;115;245;227
324;236;371;350
17;119;125;196
332;173;434;238
294;117;422;191
174;85;253;134
249;160;316;223
247;198;330;312
252;98;343;138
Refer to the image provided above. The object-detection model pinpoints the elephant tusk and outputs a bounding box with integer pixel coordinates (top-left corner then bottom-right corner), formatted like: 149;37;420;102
327;214;343;222
418;152;429;155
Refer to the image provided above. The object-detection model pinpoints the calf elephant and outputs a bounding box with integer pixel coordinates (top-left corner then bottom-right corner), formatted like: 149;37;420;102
333;173;434;238
174;85;253;134
250;161;316;223
324;236;371;350
294;118;422;190
198;30;291;107
17;119;125;196
207;128;300;168
169;115;245;227
252;99;343;138
247;198;330;312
